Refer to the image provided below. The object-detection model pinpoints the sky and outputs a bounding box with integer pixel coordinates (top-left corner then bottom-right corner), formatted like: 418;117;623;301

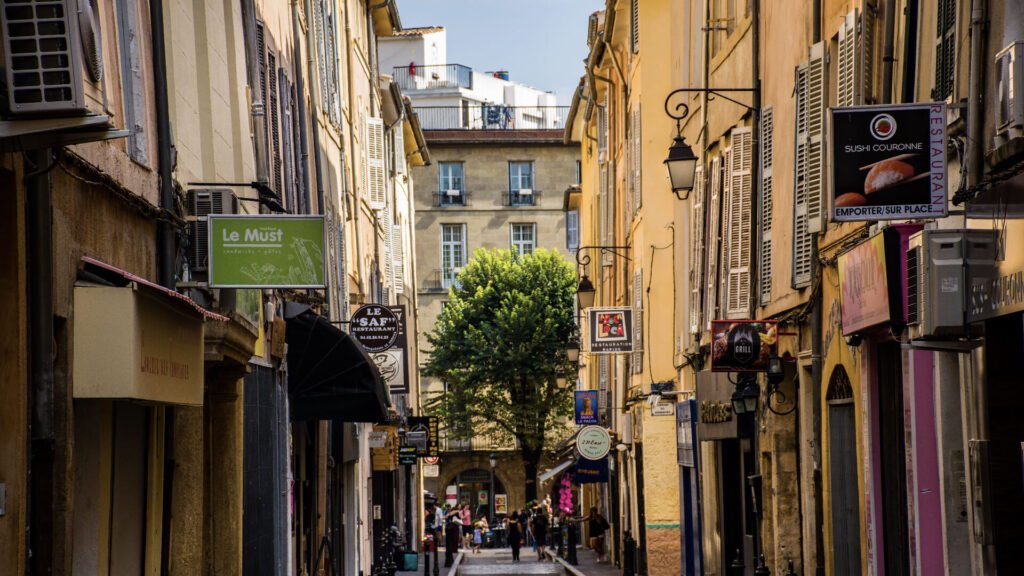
395;0;605;105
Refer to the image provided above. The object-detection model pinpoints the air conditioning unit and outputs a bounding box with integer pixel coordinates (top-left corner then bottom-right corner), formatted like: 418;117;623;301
906;229;999;340
1;0;108;116
517;188;533;196
186;189;239;272
445;189;461;197
996;42;1024;143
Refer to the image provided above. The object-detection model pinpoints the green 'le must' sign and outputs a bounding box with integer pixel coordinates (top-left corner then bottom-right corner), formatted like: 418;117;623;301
209;215;326;288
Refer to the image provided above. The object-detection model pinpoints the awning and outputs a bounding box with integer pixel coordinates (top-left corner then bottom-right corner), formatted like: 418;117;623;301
285;303;390;422
538;459;576;484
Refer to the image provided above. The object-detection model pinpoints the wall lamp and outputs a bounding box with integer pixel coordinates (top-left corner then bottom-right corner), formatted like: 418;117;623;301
662;87;759;200
574;245;631;309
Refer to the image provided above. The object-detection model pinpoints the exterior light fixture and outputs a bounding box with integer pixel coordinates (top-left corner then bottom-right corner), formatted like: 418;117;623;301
765;355;797;416
664;134;698;199
566;335;580;363
489;453;497;469
732;376;760;415
576;275;596;310
556;373;568;388
766;356;784;385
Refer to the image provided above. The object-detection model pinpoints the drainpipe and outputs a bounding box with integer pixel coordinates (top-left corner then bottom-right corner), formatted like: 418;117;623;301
148;0;180;574
26;147;54;575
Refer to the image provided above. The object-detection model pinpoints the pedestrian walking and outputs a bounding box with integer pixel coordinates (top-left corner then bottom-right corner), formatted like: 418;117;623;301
472;522;483;553
581;506;610;562
530;507;549;561
444;506;462;566
460;503;472;549
507;510;523;562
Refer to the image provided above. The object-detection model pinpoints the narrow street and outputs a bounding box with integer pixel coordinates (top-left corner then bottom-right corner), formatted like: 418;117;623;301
459;549;562;575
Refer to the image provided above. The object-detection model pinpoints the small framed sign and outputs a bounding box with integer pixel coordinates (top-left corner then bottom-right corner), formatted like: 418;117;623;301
587;307;634;354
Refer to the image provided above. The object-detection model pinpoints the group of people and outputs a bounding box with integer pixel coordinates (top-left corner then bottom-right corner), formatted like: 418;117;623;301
424;498;609;565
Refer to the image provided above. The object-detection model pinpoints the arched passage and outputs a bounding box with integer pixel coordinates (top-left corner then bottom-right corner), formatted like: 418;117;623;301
826;365;861;576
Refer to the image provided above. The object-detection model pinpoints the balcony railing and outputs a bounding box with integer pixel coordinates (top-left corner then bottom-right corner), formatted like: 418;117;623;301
423;269;463;292
442;432;518;453
505;190;540;207
433;190;471;207
392;64;473;91
415;105;569;131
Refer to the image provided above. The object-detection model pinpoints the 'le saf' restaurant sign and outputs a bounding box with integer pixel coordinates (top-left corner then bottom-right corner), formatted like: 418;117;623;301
209;215;326;288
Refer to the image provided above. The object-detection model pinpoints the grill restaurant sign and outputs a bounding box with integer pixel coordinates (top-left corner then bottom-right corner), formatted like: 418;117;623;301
209;215;326;288
830;103;947;222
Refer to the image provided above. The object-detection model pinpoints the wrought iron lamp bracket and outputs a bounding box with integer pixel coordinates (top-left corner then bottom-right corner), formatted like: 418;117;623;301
663;87;760;135
574;245;632;268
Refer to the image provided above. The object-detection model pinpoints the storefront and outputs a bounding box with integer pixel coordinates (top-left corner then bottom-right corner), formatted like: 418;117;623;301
676;398;701;575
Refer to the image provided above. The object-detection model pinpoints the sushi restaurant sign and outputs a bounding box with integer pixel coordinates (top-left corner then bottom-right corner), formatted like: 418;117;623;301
208;215;326;288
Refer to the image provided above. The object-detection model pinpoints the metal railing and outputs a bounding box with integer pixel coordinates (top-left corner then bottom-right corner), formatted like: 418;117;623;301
392;64;473;91
414;105;570;131
505;190;540;206
432;190;471;207
442;432;518;453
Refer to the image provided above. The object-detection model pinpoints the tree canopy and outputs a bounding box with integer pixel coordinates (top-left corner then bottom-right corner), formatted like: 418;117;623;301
424;248;577;500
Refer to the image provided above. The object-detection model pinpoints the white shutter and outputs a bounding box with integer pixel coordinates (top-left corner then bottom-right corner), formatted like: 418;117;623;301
597;105;608;162
383;204;394;291
632;268;643;373
393;224;404;294
366;117;386;208
759;108;774;306
726;128;753;318
793;43;825;288
632;106;642;215
603;160;615;265
689;164;705;337
837;11;857;107
394;125;406;175
705;156;722;328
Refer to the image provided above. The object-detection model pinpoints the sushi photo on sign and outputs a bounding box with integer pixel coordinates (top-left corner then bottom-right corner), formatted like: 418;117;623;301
830;103;947;221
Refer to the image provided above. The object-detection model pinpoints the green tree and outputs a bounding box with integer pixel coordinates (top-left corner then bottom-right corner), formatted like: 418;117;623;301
424;248;576;501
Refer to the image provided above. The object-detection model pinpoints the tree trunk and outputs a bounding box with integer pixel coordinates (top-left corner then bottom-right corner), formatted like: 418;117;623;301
521;445;541;503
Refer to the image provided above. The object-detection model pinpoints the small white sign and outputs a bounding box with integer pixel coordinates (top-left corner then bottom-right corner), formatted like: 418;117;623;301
651;400;675;416
423;464;440;478
368;431;388;449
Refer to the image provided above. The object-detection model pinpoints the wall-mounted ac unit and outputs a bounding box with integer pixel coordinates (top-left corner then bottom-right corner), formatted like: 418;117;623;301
906;229;999;340
186;189;239;272
1;0;107;116
996;42;1024;143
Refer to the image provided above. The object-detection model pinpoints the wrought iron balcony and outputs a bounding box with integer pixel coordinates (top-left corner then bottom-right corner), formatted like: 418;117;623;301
433;190;471;207
442;432;519;453
392;64;473;91
504;190;540;207
414;105;569;131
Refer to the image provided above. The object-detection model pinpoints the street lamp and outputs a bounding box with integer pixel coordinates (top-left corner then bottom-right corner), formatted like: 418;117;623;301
566;335;580;363
576;275;596;310
489;452;497;470
731;377;759;415
664;134;698;199
488;453;497;523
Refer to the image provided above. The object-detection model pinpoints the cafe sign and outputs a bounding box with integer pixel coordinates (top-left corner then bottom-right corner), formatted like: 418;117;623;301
208;215;326;288
577;425;611;460
350;304;400;352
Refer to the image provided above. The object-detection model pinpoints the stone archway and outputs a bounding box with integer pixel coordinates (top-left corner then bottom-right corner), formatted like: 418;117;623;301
438;454;526;515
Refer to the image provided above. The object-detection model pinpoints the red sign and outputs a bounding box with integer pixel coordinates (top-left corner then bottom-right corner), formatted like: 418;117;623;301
710;321;779;372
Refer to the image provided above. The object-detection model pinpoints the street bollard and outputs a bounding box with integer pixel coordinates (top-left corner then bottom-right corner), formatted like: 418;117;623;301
567;520;578;566
423;536;431;576
432;533;439;576
622;533;636;576
729;548;745;576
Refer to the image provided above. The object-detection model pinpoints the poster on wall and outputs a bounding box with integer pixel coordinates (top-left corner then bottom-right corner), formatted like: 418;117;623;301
587;307;634;354
574;390;599;425
494;494;508;515
830;103;947;221
710;321;779;372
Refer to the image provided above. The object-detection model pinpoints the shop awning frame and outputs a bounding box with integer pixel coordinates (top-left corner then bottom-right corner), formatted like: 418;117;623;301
538;459;576;483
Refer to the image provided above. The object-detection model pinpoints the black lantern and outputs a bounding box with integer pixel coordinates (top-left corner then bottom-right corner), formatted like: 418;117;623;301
556;372;568;388
664;135;698;199
766;356;784;385
576;274;596;310
489;453;497;469
566;335;580;363
742;380;760;414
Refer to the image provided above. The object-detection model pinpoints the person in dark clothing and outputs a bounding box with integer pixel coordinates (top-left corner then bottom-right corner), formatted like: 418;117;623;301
581;506;610;562
444;506;463;566
507;510;523;562
530;508;549;561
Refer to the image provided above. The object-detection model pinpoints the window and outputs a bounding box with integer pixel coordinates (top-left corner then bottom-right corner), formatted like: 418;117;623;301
575;160;581;185
508;161;535;205
566;210;580;252
933;0;956;101
314;0;341;125
438;162;465;206
441;224;466;289
510;223;536;256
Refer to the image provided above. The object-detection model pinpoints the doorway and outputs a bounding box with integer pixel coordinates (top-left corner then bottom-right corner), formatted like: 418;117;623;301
876;342;909;576
454;469;505;521
827;366;861;576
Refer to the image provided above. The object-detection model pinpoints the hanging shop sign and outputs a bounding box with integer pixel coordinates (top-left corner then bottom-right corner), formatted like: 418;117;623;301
208;215;326;288
398;446;417;465
407;416;440;457
423;464;440;478
830;103;947;222
423;456;440;465
710;320;779;372
677;399;696;467
575;390;599;425
968;242;1024;323
696;372;739;440
370;305;410;394
837;227;910;336
587;307;634;354
350;304;400;353
574;456;609;484
576;425;611;460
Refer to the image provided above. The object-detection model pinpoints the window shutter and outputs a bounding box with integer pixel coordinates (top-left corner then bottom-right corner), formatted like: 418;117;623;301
366;117;386;208
726;128;753;318
395;126;406;175
705;156;722;328
759;108;774;306
338;214;349;318
604;160;615;265
837;11;857;107
598;355;610;417
793;43;825;288
632;268;643;373
632;106;642;215
689;164;705;338
861;3;876;104
268;54;283;196
383;204;394;291
630;0;640;54
598;161;608;254
393;224;404;294
326;207;337;310
597;105;608;162
933;0;956;101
